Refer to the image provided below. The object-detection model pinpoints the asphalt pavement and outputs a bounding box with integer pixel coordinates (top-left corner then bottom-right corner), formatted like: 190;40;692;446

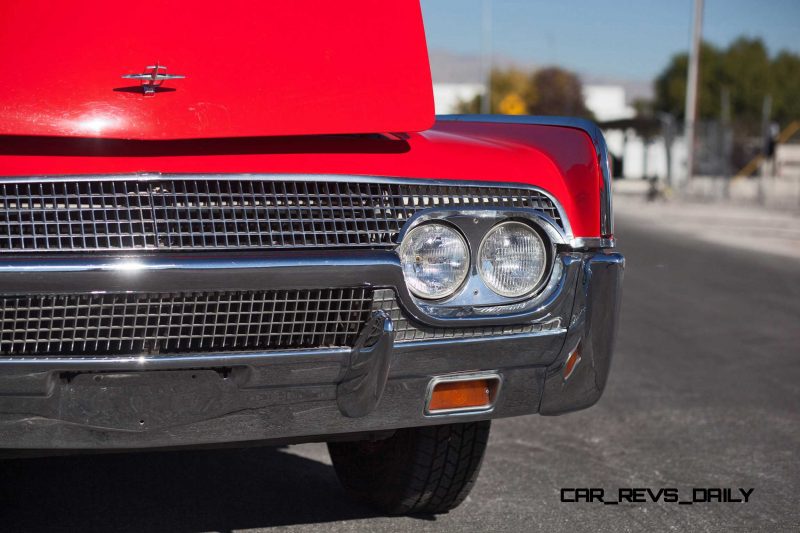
2;208;799;532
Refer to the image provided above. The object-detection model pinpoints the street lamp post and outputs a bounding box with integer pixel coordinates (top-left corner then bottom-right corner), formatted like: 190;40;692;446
684;0;704;181
480;0;492;114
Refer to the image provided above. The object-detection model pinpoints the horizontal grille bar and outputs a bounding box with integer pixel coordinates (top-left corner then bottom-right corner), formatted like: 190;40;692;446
0;178;563;252
0;288;374;357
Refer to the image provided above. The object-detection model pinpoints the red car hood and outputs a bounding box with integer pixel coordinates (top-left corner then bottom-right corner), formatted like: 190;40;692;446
0;1;434;140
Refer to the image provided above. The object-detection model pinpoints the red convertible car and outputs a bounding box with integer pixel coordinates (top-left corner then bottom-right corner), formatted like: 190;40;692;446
0;0;623;514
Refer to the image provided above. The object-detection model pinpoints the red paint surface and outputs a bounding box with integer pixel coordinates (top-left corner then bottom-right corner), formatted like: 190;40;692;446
0;121;602;237
0;1;434;139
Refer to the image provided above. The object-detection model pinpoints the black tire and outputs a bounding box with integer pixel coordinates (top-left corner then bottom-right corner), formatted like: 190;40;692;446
327;421;491;515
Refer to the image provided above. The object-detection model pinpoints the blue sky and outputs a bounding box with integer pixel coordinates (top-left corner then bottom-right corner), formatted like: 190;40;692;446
420;0;800;82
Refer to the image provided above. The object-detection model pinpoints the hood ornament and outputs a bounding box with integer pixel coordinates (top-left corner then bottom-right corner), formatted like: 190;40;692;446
121;64;185;96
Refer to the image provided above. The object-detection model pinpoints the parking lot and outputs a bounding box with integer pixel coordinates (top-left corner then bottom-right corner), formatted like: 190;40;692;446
2;203;799;532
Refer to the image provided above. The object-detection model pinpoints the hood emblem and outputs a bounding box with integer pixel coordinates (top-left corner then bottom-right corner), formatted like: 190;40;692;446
121;64;185;96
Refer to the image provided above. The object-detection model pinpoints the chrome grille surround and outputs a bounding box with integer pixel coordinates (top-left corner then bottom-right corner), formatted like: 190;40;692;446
0;176;564;252
372;289;563;343
0;288;373;357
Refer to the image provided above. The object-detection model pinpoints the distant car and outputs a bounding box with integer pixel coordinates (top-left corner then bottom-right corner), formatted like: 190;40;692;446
0;0;623;515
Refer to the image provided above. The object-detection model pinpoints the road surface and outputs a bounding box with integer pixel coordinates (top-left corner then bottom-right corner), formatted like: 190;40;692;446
2;209;799;532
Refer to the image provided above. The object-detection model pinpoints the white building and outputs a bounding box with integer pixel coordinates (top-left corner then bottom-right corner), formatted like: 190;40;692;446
432;83;485;114
582;85;635;122
584;84;688;183
776;143;800;178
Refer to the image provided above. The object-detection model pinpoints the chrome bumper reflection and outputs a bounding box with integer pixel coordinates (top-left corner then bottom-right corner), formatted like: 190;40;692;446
0;252;623;450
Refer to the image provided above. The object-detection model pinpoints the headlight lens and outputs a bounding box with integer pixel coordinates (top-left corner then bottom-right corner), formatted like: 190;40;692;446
399;223;469;299
478;221;547;298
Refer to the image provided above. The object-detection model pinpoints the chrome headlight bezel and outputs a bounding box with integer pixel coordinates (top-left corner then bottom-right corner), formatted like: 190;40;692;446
396;207;564;320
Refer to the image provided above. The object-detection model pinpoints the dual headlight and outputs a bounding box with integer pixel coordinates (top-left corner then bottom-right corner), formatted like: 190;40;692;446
398;221;548;300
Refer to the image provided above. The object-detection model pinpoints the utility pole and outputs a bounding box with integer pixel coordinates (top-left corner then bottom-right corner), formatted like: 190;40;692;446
660;113;675;187
760;94;772;176
480;0;492;114
683;0;704;181
720;87;733;197
757;94;772;203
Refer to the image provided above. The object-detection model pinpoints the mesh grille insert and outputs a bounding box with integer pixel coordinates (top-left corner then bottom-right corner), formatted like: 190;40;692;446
0;288;374;357
0;179;563;252
372;289;562;342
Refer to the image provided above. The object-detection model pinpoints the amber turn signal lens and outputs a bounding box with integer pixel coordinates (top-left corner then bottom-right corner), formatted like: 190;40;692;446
428;378;498;413
563;345;582;380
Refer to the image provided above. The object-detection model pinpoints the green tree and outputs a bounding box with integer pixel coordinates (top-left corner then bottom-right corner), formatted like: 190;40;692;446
653;37;800;130
529;67;593;118
771;51;800;123
654;42;725;121
722;38;772;126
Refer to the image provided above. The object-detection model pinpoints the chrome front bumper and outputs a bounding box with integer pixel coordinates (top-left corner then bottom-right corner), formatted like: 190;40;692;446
0;251;623;450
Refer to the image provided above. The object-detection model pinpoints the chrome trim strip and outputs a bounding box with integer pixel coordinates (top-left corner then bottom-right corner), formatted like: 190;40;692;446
571;237;616;249
398;328;566;348
424;371;502;416
0;252;405;295
437;114;615;244
0;347;351;369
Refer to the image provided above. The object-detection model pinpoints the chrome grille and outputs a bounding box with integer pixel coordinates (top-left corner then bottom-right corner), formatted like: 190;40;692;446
0;178;563;252
0;288;373;357
372;289;562;342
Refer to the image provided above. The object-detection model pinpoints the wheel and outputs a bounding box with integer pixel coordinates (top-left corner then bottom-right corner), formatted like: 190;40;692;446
328;420;491;515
